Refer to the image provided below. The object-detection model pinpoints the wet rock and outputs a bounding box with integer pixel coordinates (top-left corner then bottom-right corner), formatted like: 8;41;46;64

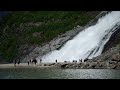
114;63;120;69
109;61;118;64
91;65;96;69
102;25;120;53
92;44;120;64
43;64;47;66
112;53;120;62
112;65;117;69
61;64;68;68
50;63;56;66
81;63;90;69
65;65;69;68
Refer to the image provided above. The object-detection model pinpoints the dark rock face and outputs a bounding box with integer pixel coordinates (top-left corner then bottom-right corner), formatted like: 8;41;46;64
92;44;120;62
112;53;120;62
102;27;120;53
16;44;36;62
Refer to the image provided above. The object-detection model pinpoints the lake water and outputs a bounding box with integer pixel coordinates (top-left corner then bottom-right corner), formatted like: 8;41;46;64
0;68;120;79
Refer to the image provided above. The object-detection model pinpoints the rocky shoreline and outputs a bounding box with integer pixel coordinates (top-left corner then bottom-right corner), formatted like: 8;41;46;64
1;58;120;69
38;57;120;69
59;60;120;69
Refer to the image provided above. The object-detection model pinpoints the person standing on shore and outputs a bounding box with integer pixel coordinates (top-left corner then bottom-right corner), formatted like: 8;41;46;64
30;59;31;64
17;59;20;66
13;59;17;67
27;60;29;66
55;59;57;63
79;59;82;62
34;59;37;65
40;59;42;63
32;58;37;65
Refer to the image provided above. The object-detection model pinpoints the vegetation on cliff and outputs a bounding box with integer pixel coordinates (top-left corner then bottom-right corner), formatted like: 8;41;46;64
0;11;100;62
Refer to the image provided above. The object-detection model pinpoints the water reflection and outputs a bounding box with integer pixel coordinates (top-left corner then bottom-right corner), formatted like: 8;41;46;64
0;68;120;79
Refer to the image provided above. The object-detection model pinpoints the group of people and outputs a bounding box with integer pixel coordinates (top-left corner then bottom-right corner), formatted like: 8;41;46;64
13;59;20;67
13;58;89;67
13;58;38;67
56;58;88;63
27;58;37;66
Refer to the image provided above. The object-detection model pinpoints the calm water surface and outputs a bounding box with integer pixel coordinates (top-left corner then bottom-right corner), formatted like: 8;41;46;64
0;68;120;79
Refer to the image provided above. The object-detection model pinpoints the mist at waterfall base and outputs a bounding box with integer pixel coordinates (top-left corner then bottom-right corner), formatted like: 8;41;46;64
37;11;120;63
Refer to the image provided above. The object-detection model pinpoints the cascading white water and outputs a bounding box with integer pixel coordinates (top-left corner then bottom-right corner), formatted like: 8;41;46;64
37;11;120;63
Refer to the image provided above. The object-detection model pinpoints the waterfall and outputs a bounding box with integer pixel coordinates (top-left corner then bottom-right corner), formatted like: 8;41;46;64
37;11;120;63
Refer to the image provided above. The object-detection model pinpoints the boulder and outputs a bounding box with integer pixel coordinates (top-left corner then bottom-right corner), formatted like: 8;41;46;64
61;64;68;68
112;65;117;69
112;53;120;62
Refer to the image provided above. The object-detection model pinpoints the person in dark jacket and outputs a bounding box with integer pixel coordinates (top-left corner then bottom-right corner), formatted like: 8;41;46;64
17;59;20;66
40;59;42;63
27;60;29;66
32;58;37;65
13;59;17;67
55;59;57;63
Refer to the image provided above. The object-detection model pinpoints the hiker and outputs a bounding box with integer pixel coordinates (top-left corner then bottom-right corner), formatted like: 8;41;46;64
29;59;32;65
17;59;20;66
40;59;42;63
34;59;37;65
84;58;88;62
27;60;29;66
32;58;37;65
55;59;57;63
64;61;67;63
29;59;31;63
14;59;17;67
79;59;82;62
73;60;77;63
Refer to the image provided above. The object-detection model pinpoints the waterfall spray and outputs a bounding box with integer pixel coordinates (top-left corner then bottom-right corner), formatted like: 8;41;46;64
37;11;120;63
